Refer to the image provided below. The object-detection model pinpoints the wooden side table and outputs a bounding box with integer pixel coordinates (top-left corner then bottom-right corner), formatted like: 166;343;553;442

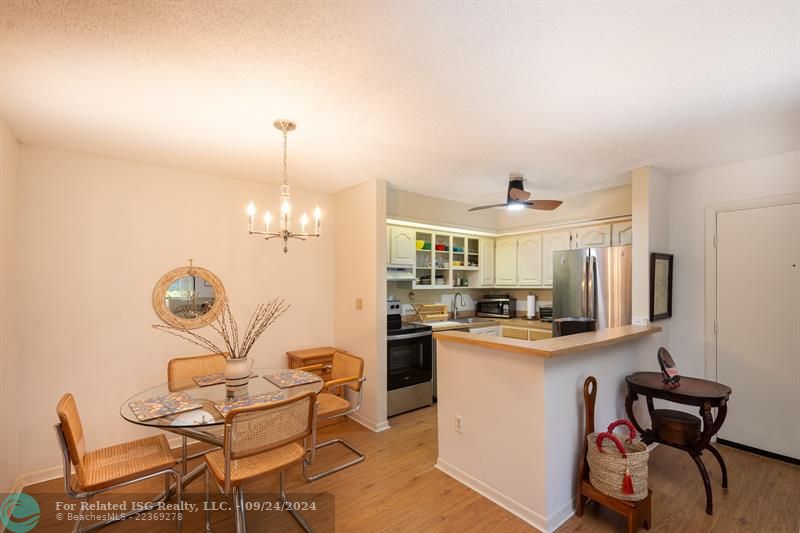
625;372;732;515
287;346;347;427
287;346;340;382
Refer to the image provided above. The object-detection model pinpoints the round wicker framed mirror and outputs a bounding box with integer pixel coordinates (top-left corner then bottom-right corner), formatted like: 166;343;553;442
152;265;226;329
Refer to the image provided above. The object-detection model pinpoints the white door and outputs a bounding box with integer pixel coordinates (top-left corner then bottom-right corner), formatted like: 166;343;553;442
495;237;517;286
479;238;495;286
611;221;633;245
572;224;611;249
542;230;572;287
716;202;800;459
388;226;415;266
517;233;543;286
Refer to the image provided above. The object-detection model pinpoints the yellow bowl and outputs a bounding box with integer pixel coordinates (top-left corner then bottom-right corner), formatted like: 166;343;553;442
416;240;425;249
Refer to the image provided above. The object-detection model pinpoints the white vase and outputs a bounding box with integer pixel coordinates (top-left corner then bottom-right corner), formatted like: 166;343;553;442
224;357;254;397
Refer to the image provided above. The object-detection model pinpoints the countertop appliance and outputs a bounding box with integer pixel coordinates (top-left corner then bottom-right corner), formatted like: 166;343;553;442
553;245;632;330
553;317;597;337
476;294;517;319
538;306;553;322
387;301;433;417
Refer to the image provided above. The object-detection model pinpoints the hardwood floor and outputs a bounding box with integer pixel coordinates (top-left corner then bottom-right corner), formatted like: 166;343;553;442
25;406;799;532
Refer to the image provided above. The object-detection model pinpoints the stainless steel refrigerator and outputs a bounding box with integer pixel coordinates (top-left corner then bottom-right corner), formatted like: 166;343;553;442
552;245;632;329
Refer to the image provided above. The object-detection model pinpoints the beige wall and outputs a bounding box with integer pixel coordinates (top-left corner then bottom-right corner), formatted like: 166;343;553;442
495;184;631;231
388;183;632;234
631;167;671;323
0;118;21;491
333;179;388;430
15;146;336;478
387;187;498;231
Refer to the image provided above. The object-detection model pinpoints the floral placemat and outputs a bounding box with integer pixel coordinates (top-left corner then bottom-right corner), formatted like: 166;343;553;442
128;392;202;422
213;391;288;417
193;372;259;387
263;370;322;388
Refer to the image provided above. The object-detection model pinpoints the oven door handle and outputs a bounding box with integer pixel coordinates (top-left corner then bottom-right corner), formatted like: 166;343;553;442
388;331;432;341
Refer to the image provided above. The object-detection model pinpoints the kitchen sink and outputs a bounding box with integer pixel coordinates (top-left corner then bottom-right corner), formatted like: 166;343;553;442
452;317;496;324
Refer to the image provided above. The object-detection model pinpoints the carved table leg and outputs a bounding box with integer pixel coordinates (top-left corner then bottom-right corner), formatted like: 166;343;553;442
705;444;728;488
691;453;713;515
625;391;647;436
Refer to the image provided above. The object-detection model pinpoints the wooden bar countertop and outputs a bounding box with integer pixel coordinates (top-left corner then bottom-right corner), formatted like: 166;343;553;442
433;325;662;359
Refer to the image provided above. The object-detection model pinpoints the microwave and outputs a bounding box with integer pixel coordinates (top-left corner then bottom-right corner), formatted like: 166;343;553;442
476;295;516;319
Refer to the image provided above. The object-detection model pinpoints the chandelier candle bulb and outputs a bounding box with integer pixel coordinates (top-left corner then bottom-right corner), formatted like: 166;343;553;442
246;202;256;231
300;212;308;233
314;206;321;235
264;211;272;232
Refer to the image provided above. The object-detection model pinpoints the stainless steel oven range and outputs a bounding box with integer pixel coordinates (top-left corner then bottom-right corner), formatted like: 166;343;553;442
387;300;433;417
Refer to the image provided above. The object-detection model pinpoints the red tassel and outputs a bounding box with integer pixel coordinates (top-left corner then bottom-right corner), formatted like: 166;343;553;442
622;466;634;495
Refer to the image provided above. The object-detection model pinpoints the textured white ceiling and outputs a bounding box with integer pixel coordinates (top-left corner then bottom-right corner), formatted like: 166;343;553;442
1;1;798;204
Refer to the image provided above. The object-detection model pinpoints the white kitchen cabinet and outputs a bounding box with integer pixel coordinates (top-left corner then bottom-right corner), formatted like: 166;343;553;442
516;233;543;286
479;238;495;286
611;221;633;245
571;224;612;249
542;230;572;287
388;226;416;266
494;237;517;286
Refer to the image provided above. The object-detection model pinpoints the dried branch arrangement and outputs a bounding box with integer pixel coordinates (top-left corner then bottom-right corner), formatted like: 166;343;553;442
153;297;290;359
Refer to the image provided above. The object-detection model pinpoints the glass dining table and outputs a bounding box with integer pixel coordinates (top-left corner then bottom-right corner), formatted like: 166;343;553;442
120;368;323;489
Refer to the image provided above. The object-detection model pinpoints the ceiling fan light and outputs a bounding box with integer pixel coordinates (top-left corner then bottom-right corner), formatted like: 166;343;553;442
506;202;526;211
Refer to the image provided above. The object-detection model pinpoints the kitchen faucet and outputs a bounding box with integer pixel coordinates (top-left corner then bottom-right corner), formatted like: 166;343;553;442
452;292;465;319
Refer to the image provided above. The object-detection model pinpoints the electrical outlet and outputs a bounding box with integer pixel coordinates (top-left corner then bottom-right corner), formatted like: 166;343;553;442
455;415;464;434
632;316;650;326
355;298;363;310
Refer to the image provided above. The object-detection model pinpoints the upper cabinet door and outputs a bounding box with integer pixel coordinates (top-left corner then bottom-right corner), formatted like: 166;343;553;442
388;226;416;266
517;233;543;286
479;238;495;286
571;224;612;249
494;237;517;286
542;230;572;287
611;221;633;245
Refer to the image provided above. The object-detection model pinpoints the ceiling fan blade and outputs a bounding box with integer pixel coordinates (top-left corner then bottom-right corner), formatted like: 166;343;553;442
468;203;508;212
508;188;531;201
525;199;563;211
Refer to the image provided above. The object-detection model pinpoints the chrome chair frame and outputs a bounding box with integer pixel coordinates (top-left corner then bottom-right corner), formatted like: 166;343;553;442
303;377;366;482
54;424;182;533
203;400;318;533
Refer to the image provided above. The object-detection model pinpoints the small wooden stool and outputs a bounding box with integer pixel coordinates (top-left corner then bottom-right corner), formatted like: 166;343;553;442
576;376;652;533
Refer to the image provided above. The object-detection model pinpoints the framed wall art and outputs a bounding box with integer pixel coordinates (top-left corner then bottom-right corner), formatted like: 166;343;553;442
650;253;673;321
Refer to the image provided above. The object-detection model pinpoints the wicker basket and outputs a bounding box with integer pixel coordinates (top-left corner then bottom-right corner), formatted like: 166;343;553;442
587;419;649;501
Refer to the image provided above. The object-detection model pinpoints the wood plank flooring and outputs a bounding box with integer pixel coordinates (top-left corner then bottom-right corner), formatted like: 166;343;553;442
25;406;799;532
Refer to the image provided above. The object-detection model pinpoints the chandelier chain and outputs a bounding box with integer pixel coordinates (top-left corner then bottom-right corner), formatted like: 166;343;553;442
282;127;289;185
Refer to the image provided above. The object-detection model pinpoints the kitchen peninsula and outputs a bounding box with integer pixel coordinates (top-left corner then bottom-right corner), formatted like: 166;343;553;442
433;325;661;533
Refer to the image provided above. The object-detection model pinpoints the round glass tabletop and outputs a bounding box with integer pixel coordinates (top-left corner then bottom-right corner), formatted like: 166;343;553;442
120;368;323;428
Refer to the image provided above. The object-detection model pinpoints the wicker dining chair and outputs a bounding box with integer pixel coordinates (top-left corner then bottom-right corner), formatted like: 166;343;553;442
203;391;318;533
167;353;227;470
298;351;366;481
55;393;182;532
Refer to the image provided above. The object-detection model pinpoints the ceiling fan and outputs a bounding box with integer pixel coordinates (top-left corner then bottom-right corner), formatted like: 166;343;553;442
468;174;563;212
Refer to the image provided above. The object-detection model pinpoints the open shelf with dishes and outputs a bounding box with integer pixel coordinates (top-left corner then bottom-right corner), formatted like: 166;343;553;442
410;230;481;289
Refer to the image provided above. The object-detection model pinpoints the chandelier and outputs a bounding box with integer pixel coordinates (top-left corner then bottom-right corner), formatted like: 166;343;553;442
246;120;321;253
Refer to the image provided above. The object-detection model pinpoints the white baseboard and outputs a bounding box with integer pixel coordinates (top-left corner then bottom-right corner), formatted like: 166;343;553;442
347;412;390;433
546;497;576;532
436;458;560;532
11;464;65;492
